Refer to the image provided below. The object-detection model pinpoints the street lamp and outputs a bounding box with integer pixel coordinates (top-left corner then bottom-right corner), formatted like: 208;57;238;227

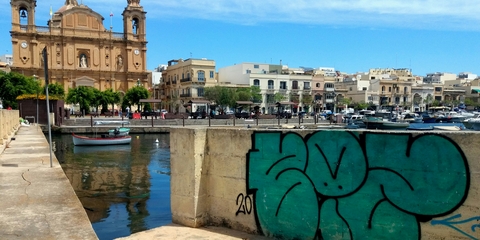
33;75;38;125
137;78;141;87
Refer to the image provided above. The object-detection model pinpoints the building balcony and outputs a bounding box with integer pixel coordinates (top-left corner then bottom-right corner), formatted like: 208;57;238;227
180;78;191;83
325;88;335;92
180;93;192;98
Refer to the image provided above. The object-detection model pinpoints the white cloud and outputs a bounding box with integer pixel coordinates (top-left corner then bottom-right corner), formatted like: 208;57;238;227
4;0;480;30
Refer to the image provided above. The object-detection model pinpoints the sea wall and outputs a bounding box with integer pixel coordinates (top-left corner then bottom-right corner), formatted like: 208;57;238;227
170;127;480;240
0;110;19;145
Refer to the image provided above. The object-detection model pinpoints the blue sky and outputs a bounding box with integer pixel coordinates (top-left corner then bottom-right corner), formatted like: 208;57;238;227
1;0;479;76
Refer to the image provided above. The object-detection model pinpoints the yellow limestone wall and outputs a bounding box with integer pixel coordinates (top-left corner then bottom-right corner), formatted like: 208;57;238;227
170;127;480;240
0;110;20;145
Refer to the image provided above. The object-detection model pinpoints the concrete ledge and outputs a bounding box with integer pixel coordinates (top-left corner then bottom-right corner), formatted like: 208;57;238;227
115;223;270;240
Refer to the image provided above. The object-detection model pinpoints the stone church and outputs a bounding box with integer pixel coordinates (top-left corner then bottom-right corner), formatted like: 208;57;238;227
9;0;149;95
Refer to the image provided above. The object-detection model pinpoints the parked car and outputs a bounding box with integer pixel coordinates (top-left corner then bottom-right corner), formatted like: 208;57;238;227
235;111;250;119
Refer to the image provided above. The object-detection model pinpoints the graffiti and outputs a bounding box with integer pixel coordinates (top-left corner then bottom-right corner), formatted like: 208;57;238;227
431;214;480;240
246;131;470;240
236;193;253;216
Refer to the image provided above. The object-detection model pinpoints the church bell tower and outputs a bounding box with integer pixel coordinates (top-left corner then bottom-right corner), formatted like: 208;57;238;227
122;0;147;85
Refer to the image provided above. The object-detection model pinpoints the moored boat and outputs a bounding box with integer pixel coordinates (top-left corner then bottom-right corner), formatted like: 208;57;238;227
72;133;132;146
108;127;130;136
433;126;462;131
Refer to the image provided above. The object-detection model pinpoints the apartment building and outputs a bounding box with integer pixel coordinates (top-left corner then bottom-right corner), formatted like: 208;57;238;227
423;72;457;84
161;58;216;113
0;54;13;66
218;63;313;114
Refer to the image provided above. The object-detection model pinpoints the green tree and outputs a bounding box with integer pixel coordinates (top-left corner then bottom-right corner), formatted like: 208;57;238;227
354;101;370;111
0;72;39;109
44;83;65;98
301;94;313;112
102;89;121;113
205;86;236;113
66;86;95;113
124;86;149;111
274;92;285;102
424;95;433;110
91;88;105;113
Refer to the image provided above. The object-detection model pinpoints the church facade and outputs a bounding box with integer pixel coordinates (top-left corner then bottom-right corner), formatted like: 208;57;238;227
9;0;149;95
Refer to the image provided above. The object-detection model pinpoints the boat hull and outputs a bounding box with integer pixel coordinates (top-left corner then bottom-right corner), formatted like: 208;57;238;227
72;133;132;146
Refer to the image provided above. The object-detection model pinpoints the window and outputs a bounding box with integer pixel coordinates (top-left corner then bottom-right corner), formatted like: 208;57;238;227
382;86;385;92
362;87;367;91
268;80;274;89
404;87;408;93
316;83;320;88
435;87;442;92
389;87;392;92
210;71;214;78
198;71;205;81
325;83;334;88
254;65;259;69
304;82;311;90
246;70;251;74
292;81;298;89
280;81;287;90
198;88;205;97
253;79;260;86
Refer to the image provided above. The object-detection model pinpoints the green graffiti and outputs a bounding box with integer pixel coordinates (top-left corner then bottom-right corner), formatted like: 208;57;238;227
247;131;469;240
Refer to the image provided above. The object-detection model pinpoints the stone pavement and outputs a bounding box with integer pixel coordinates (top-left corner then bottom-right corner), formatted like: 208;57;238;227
116;224;270;240
0;125;98;239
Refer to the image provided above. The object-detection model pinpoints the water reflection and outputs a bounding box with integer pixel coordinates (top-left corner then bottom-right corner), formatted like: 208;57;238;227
51;133;171;240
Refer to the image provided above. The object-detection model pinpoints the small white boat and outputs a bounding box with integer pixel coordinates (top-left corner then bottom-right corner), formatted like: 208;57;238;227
433;126;462;131
72;133;132;146
73;120;132;146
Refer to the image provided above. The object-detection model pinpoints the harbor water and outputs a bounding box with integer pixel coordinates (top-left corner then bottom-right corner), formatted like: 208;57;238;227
50;133;172;240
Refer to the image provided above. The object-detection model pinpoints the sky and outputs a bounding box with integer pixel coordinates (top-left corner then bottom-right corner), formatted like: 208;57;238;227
1;0;480;76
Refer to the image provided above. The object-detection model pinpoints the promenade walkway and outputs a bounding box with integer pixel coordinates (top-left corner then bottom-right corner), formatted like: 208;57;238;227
0;125;268;239
0;125;97;239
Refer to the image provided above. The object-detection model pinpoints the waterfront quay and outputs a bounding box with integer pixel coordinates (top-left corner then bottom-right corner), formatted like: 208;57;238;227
54;115;332;134
0;125;98;239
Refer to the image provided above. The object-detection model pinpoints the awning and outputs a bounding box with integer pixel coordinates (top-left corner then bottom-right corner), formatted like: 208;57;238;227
276;101;295;105
236;101;254;105
471;88;480;93
188;100;211;104
139;99;162;103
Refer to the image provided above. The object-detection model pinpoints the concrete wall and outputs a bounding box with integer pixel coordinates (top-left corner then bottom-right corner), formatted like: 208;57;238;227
170;128;480;240
0;110;19;145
